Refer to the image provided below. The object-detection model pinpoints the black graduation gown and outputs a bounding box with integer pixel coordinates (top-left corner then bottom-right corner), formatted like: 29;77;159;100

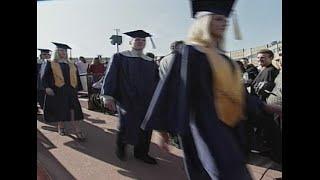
101;53;159;145
141;45;264;180
37;62;46;90
251;64;279;101
37;61;48;109
42;61;84;122
37;63;42;89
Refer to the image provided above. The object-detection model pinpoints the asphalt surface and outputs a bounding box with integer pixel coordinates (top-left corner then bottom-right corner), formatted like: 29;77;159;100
37;103;282;180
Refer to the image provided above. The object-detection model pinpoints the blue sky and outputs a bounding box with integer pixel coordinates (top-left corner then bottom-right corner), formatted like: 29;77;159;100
37;0;282;58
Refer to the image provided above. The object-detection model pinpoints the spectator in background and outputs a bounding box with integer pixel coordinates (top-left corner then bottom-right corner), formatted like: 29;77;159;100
75;56;89;92
236;60;246;74
146;52;155;60
251;49;279;101
88;57;106;83
250;50;281;163
267;55;282;123
241;58;259;89
272;52;282;70
75;56;89;74
146;52;158;65
158;40;184;80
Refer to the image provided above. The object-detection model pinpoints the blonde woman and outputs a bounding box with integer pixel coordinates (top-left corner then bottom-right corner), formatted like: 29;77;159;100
42;42;85;141
141;0;281;179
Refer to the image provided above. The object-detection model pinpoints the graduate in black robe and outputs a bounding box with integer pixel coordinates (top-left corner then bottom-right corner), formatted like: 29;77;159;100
37;49;51;111
141;1;282;179
42;42;85;141
101;30;159;164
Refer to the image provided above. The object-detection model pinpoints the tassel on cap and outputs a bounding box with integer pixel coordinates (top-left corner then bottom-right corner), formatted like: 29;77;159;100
150;36;156;49
232;11;242;40
69;49;72;60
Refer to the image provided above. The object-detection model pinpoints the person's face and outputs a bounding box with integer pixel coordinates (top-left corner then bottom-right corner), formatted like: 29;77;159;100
41;53;51;60
241;59;249;67
257;53;272;67
279;54;282;67
210;15;228;38
94;59;100;64
175;43;184;52
171;43;183;52
131;37;146;50
80;57;86;63
275;58;282;69
57;49;67;59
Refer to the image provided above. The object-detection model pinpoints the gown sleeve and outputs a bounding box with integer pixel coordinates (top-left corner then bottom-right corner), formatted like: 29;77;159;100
141;45;190;134
100;53;121;101
41;61;54;89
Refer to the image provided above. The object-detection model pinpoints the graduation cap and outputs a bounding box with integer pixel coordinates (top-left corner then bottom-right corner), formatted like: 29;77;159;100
37;48;52;54
191;0;235;17
52;42;72;50
190;0;242;40
52;42;72;58
123;30;156;49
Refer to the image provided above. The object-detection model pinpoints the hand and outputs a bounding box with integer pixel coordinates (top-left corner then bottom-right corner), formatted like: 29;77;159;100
159;132;170;153
264;104;282;116
45;88;55;96
104;99;116;113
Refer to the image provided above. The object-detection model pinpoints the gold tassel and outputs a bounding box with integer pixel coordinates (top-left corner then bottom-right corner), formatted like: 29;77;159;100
232;12;242;40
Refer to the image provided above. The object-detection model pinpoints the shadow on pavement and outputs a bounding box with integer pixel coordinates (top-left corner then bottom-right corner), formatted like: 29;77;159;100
83;113;106;124
37;130;77;180
37;129;57;150
41;126;58;133
64;120;187;180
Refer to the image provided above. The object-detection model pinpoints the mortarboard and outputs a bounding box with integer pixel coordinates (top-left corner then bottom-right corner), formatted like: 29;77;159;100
191;0;235;17
190;0;242;40
52;42;72;59
52;42;72;49
38;48;52;53
124;30;156;49
124;30;151;38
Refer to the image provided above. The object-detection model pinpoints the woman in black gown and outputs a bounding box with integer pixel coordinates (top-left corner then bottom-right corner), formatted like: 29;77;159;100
141;0;281;179
42;42;85;141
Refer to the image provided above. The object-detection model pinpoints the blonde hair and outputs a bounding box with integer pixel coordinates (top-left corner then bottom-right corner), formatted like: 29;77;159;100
52;48;69;62
187;15;225;50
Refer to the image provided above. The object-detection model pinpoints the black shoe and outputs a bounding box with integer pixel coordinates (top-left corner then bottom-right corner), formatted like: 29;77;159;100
115;145;126;161
134;154;157;165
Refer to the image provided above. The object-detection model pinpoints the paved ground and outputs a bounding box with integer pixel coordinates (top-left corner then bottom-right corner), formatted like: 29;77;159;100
37;102;282;180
